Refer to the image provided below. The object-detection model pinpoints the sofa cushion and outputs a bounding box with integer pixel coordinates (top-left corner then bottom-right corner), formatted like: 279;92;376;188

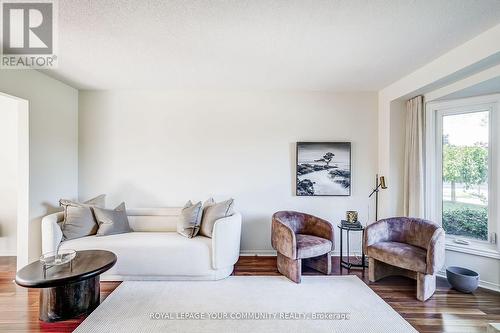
59;194;106;241
367;241;427;273
94;202;132;236
199;198;235;238
296;234;332;259
177;201;202;238
59;232;214;277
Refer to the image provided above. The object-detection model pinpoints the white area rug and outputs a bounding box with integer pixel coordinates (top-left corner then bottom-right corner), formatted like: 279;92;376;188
75;276;417;333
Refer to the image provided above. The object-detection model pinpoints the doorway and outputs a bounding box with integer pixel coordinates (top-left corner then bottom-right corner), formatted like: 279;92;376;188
0;92;29;269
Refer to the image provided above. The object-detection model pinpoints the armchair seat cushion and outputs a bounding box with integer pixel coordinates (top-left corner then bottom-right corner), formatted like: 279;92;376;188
367;241;427;274
296;234;332;259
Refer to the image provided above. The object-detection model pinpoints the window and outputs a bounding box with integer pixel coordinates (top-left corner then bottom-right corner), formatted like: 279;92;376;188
426;95;499;251
441;111;489;241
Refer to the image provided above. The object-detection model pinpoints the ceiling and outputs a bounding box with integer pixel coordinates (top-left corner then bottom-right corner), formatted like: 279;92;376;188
439;76;500;100
46;0;500;91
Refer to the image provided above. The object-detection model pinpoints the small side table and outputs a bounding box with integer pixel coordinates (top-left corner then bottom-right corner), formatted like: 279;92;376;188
338;222;367;273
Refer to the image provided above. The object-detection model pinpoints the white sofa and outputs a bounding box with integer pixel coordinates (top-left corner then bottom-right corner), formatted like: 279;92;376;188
41;208;242;281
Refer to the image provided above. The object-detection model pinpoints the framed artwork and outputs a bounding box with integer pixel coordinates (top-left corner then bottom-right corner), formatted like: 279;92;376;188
296;142;351;196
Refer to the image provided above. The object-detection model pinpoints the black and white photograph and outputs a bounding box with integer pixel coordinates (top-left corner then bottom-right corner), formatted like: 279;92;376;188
296;142;351;196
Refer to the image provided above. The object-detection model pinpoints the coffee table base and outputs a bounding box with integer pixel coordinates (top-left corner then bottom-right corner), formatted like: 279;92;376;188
39;276;100;322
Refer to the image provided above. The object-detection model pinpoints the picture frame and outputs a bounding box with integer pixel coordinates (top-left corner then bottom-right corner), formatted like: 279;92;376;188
296;142;351;196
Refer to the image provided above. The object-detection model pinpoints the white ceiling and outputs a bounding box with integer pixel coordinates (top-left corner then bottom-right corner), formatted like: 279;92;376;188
48;0;500;91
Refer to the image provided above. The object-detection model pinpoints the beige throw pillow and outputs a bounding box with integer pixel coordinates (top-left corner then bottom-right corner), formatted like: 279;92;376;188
177;200;202;238
94;202;132;236
59;194;106;241
199;198;235;238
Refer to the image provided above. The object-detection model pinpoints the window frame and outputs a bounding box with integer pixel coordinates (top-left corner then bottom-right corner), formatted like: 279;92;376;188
425;94;499;255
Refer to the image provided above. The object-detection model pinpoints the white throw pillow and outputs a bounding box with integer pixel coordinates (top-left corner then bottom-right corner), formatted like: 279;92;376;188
94;202;132;236
59;194;106;240
177;200;203;238
199;198;235;238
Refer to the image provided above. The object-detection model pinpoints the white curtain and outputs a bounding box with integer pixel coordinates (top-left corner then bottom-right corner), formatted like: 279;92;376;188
403;96;425;217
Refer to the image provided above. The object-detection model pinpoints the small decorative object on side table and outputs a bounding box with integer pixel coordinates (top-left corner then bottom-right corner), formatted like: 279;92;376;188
345;211;358;223
15;250;116;322
338;221;367;273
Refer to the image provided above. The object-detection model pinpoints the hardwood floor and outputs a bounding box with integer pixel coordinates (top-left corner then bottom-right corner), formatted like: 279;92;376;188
1;256;499;332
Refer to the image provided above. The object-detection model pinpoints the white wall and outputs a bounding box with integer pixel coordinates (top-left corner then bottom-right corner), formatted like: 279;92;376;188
0;70;79;267
0;96;18;255
79;90;378;254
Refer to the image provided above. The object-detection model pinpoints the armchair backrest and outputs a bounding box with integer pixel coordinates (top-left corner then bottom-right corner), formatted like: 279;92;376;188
380;217;441;249
272;211;308;234
272;211;334;242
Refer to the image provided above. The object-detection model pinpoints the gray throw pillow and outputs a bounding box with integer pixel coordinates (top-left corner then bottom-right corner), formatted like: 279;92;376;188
94;202;132;236
177;200;202;238
59;194;106;241
199;198;235;238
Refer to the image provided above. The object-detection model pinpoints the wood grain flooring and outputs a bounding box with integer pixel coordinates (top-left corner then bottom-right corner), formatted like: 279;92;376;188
1;256;499;333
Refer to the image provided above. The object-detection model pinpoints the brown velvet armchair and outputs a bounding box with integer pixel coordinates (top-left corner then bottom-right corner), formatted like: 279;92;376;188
363;217;445;301
271;211;334;283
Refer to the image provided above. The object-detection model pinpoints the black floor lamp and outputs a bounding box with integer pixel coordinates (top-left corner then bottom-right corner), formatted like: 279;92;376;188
368;174;387;221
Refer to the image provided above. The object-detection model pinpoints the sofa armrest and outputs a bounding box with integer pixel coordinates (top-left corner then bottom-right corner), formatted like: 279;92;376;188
211;213;242;270
426;228;445;275
363;219;389;253
41;212;64;254
271;218;297;259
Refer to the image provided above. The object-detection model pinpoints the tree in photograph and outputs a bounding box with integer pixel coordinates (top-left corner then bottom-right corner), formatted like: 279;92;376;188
315;152;335;167
443;145;461;202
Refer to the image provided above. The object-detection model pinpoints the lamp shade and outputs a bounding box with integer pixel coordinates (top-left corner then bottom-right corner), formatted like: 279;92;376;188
379;176;387;189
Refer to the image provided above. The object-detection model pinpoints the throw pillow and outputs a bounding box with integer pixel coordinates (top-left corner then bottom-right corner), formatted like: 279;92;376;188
177;200;202;238
59;194;106;241
94;202;132;236
199;198;235;238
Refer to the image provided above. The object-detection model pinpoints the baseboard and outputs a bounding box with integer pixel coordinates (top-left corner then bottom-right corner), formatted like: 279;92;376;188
239;250;277;256
0;251;16;257
437;271;500;293
477;280;500;292
239;250;344;257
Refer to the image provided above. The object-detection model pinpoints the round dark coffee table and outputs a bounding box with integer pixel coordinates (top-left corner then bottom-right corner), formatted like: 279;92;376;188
15;250;116;322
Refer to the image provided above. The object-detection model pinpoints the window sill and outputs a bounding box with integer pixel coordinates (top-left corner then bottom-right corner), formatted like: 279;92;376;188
445;239;500;260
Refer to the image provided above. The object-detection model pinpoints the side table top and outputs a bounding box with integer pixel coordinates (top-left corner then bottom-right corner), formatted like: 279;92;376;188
337;221;364;231
15;250;116;288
